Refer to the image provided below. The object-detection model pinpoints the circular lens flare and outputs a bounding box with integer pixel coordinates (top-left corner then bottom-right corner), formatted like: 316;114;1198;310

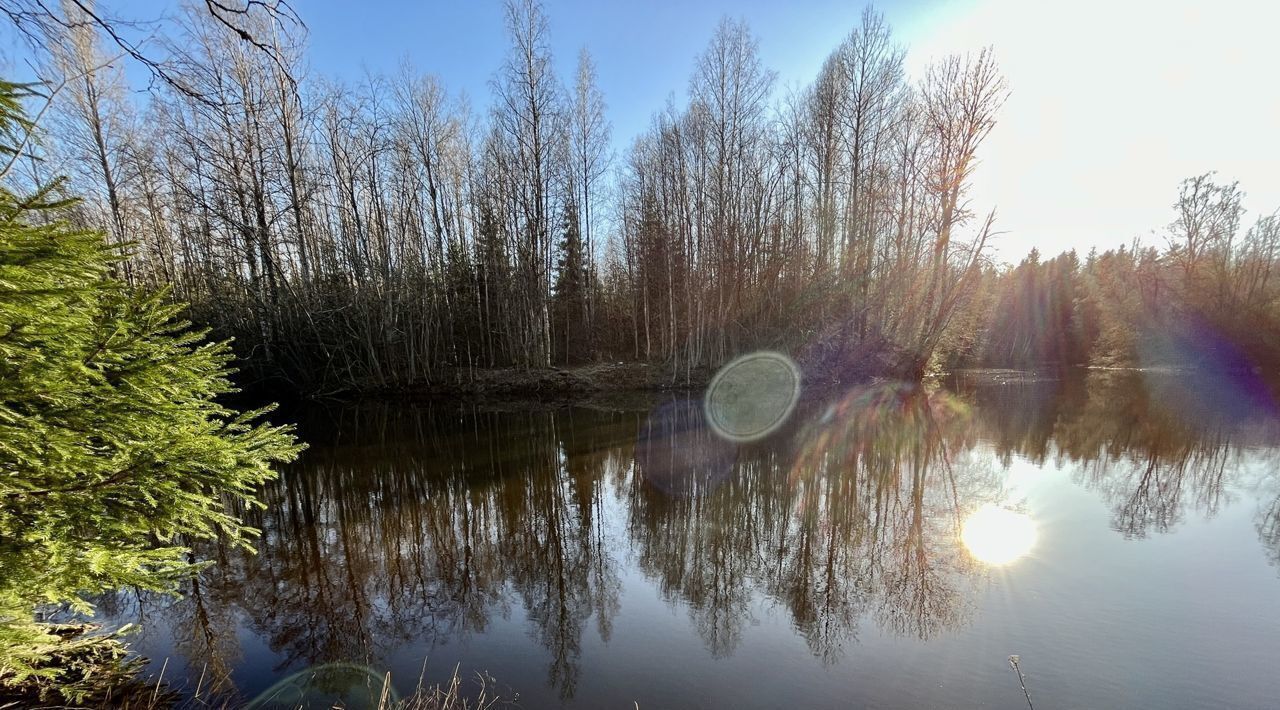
704;351;801;442
961;504;1037;566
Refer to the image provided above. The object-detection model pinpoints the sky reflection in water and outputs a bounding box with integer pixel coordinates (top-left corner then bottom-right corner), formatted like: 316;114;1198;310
97;369;1280;709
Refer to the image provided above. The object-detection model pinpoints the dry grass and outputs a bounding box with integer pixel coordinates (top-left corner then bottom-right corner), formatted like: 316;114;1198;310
6;651;512;710
392;664;510;710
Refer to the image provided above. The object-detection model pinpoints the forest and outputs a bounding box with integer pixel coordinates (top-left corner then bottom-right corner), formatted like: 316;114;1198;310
3;0;1280;705
20;0;1278;394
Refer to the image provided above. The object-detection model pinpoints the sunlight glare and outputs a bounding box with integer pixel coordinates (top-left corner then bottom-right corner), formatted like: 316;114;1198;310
961;504;1037;566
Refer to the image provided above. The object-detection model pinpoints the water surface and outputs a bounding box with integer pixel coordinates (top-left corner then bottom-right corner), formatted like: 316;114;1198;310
101;370;1280;708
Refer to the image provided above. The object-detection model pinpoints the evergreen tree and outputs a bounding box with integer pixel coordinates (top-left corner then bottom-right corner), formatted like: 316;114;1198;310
0;82;302;702
553;200;589;364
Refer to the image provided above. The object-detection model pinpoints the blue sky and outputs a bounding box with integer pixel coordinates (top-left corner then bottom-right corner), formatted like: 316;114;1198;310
1;0;1277;263
298;0;955;161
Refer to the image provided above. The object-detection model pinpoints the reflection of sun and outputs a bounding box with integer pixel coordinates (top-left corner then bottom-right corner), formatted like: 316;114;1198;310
961;504;1037;565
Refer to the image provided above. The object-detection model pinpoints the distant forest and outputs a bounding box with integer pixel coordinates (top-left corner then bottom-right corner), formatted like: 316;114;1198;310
21;1;1280;392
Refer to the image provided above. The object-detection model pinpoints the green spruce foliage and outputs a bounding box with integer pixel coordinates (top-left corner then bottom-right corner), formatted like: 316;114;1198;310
553;200;589;364
0;81;302;702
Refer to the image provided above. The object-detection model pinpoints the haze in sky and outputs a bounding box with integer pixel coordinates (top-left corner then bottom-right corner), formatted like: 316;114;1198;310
908;0;1280;262
3;0;1276;263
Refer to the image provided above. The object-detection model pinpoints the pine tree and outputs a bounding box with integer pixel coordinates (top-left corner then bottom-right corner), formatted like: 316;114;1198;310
0;82;302;702
553;200;589;364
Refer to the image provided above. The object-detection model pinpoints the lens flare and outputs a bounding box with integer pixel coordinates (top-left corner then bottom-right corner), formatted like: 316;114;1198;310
704;351;801;442
636;397;736;497
961;504;1037;566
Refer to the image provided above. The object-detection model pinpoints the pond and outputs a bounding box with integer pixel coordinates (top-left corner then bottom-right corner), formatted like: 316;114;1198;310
99;369;1280;708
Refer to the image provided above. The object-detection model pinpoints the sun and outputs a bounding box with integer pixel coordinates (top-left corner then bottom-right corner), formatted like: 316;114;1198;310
961;504;1038;566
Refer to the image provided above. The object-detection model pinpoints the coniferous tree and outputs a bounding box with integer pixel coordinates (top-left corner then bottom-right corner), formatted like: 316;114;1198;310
0;82;302;702
554;200;589;363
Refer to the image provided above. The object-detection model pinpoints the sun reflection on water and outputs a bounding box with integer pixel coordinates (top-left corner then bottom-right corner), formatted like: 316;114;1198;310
961;504;1038;566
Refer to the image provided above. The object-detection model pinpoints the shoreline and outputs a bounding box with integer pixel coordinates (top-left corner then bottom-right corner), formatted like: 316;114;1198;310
308;360;901;402
342;362;713;400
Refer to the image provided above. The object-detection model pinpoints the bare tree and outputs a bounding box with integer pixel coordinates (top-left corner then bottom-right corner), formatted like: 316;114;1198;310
19;3;1038;392
491;0;566;368
570;47;609;345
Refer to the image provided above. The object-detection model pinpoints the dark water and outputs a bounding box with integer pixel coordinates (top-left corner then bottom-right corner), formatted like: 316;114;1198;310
100;369;1280;709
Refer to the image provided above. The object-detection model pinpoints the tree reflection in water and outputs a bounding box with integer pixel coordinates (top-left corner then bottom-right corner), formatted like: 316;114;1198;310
629;383;998;662
99;372;1280;702
960;369;1280;543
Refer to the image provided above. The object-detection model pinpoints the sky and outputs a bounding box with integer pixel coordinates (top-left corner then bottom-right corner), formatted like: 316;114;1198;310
4;0;1278;264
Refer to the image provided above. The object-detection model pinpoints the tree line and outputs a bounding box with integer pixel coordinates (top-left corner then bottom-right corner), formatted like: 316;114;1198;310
23;1;1007;392
966;174;1280;373
24;1;1280;394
